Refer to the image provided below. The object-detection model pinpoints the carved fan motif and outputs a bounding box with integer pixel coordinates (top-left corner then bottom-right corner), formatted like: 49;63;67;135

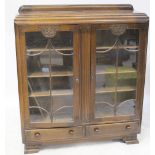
110;24;127;36
40;25;58;38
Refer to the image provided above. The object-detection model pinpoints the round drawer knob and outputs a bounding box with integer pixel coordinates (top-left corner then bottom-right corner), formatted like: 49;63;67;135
68;130;74;135
94;128;100;132
34;132;41;137
75;78;79;83
126;125;131;129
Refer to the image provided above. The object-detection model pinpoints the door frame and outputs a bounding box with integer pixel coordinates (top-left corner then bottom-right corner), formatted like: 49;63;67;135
90;23;148;124
16;24;82;129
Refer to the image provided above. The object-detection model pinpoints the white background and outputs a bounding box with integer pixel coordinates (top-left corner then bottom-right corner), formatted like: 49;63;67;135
3;0;151;155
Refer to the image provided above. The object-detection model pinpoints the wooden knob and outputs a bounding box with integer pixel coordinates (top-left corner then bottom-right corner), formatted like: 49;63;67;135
75;78;79;83
94;128;100;132
126;125;131;129
34;132;41;137
68;130;74;135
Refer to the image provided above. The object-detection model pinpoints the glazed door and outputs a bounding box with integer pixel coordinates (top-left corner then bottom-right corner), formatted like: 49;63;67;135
91;24;140;123
22;25;81;128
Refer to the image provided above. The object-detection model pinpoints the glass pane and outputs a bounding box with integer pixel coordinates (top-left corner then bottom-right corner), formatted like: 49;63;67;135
116;29;138;116
28;78;50;94
95;93;115;117
25;31;74;124
95;51;116;118
52;96;73;123
29;97;51;123
95;29;139;118
116;91;136;115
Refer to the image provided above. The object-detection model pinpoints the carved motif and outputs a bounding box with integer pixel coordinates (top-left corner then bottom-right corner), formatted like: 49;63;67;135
110;24;127;35
40;25;58;38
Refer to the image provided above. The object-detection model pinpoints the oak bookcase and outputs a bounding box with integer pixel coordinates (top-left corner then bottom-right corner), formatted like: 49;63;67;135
14;4;149;153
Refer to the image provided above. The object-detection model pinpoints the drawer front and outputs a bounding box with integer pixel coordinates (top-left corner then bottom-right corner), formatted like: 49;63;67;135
86;122;139;137
25;126;83;143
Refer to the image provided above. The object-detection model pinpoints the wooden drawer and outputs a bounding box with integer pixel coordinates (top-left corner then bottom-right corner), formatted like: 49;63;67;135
86;122;139;137
25;126;84;143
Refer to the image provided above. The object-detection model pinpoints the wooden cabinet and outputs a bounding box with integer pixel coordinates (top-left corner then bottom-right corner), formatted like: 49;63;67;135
14;4;149;154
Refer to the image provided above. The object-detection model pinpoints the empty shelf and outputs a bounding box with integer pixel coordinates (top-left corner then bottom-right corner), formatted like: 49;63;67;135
27;47;73;53
96;45;139;50
29;89;73;97
96;69;137;75
96;86;136;94
28;71;73;78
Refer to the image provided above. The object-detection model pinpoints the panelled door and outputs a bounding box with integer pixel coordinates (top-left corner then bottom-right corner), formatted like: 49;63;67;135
90;24;141;123
20;25;81;128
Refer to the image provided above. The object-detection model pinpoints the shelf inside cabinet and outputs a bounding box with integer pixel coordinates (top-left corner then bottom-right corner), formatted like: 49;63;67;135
26;45;139;53
96;45;139;50
96;70;136;75
29;89;73;97
28;71;73;78
96;66;137;75
30;114;73;123
96;86;136;94
96;45;139;53
26;47;73;53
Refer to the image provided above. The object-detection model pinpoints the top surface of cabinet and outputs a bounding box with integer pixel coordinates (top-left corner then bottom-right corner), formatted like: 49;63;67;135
15;4;149;25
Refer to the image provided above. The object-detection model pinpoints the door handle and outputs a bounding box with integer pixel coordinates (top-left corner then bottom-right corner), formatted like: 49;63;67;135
75;78;79;83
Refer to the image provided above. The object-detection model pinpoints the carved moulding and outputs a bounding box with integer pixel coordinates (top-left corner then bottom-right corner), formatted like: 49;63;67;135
110;24;128;36
40;25;58;38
